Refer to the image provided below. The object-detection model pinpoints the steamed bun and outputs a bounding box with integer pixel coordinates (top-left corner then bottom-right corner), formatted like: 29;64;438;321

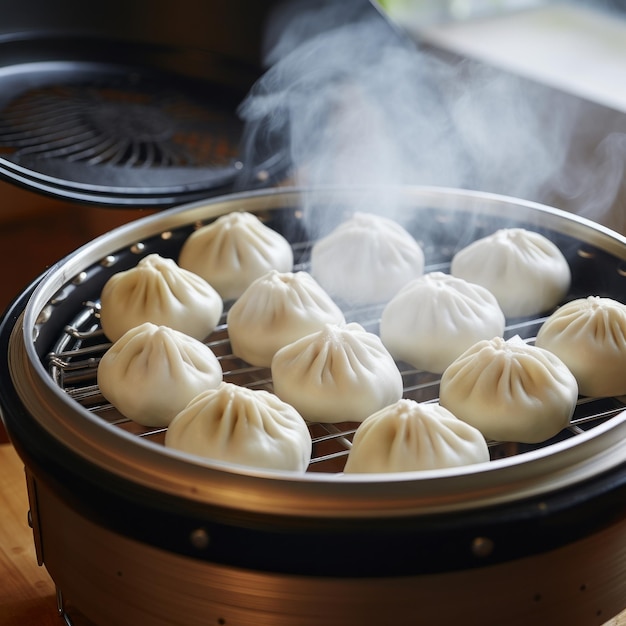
343;399;489;473
165;382;312;472
227;270;345;367
310;212;424;305
97;323;223;427
271;322;403;423
99;254;223;343
450;228;571;317
439;335;577;443
380;272;505;373
535;296;626;397
178;211;294;300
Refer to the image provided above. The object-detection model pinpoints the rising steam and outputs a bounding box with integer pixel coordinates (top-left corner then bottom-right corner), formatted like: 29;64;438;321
237;0;623;232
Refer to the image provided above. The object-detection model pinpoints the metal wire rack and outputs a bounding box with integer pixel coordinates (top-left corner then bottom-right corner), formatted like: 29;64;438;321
45;248;626;475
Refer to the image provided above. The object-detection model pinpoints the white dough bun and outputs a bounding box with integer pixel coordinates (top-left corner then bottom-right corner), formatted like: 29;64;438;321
439;335;578;443
178;211;293;301
344;399;490;474
450;228;571;317
271;322;403;424
227;270;345;367
99;253;223;343
165;382;312;472
535;296;626;397
380;272;505;373
97;323;223;427
310;212;424;305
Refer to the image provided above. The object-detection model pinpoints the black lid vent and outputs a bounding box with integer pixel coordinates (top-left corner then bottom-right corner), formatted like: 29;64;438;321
0;69;256;207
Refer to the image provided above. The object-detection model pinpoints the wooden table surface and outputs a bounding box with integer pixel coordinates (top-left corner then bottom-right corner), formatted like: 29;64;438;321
0;443;58;626
3;439;626;626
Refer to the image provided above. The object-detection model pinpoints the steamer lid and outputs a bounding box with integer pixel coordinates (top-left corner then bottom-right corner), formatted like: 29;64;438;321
0;0;404;209
0;0;284;207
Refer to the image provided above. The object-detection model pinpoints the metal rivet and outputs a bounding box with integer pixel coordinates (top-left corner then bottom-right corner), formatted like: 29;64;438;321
189;528;210;550
471;536;495;558
35;306;52;325
72;271;87;285
130;243;145;254
101;255;117;267
50;287;71;304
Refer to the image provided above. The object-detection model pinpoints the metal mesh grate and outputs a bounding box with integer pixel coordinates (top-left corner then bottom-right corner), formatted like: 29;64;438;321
45;239;626;475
